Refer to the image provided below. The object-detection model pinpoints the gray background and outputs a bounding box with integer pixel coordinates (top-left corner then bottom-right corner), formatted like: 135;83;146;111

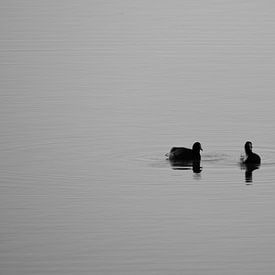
1;1;275;274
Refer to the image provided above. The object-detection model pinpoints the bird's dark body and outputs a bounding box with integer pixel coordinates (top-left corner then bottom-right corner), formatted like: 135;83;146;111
169;147;200;161
243;141;261;165
244;153;261;164
168;142;202;162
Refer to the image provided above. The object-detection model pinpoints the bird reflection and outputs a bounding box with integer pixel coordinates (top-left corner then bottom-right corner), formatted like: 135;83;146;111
169;160;202;174
240;162;260;183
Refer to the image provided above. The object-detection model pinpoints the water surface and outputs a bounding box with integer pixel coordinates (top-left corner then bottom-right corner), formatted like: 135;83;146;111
1;1;275;274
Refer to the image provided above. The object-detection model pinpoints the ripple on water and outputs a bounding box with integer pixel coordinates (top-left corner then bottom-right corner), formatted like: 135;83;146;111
258;146;275;168
131;145;275;171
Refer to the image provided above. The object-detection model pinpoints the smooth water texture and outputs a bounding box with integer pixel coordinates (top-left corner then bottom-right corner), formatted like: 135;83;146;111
1;1;275;274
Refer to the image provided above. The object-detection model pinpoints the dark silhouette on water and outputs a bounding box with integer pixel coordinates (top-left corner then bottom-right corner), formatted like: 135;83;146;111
167;142;203;173
240;141;261;183
168;142;202;162
242;141;261;164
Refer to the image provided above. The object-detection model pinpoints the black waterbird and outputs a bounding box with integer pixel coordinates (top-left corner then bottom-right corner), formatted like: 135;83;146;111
242;141;261;165
168;142;203;162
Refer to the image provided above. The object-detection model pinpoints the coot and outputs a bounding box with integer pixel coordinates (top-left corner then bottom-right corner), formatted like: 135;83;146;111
168;142;202;162
242;141;261;164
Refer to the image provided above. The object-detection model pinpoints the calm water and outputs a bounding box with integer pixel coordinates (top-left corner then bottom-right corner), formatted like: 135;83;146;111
1;1;275;274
